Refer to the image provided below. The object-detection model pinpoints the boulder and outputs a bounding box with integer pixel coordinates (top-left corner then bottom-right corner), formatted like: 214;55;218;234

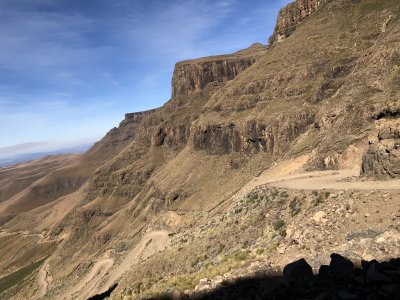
283;258;313;286
329;253;354;278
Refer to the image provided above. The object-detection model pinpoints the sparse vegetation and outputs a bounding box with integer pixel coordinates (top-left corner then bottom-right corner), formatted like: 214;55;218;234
255;248;265;255
289;197;301;216
312;193;325;207
0;258;45;294
272;219;285;231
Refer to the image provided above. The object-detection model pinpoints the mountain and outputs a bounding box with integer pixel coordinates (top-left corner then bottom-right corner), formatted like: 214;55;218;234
0;143;94;168
0;0;399;299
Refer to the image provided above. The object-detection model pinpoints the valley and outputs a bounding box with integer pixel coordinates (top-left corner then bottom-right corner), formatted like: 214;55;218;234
0;0;400;299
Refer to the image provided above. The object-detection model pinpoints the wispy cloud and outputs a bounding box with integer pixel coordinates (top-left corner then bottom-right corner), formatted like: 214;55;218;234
119;0;238;61
0;142;46;156
0;0;290;149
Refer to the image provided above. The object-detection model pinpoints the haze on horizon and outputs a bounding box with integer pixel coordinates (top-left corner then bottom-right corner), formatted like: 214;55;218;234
0;0;291;158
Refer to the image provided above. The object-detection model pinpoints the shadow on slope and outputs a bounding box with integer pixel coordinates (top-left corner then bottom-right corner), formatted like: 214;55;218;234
148;254;400;300
87;283;118;300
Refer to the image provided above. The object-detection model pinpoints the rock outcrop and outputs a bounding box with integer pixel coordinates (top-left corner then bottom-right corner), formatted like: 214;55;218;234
361;120;400;179
172;44;267;97
124;108;158;121
269;0;328;44
192;111;315;156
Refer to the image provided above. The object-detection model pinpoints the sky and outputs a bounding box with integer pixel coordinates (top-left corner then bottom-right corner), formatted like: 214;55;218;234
0;0;291;157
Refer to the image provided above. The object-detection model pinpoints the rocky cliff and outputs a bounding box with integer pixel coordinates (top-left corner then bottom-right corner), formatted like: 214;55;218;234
269;0;328;44
2;1;400;299
361;118;400;179
124;109;158;121
172;44;267;97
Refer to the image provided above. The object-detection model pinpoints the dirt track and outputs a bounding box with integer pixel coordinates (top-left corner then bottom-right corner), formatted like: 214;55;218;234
227;168;400;212
59;230;170;300
38;168;400;299
62;258;114;300
35;261;49;300
262;169;400;190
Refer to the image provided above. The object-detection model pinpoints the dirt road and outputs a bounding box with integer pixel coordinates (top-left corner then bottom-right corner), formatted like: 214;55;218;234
93;230;170;297
228;167;400;210
61;230;170;300
63;258;114;300
262;169;400;190
35;261;49;300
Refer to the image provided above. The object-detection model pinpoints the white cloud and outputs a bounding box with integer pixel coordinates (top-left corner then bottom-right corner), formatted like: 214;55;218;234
119;0;238;61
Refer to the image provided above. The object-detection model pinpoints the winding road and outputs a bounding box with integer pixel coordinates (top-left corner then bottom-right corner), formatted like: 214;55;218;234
59;230;170;300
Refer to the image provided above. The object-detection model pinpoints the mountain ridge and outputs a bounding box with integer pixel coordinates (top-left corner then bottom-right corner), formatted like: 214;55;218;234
0;0;399;299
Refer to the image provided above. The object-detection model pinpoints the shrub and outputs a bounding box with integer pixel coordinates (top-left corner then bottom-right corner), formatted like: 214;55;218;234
256;248;265;255
234;250;250;261
234;207;242;214
246;192;259;202
280;191;289;198
273;219;286;231
289;197;301;216
312;194;324;207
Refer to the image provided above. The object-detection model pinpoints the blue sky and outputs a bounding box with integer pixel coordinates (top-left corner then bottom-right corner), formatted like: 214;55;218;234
0;0;290;156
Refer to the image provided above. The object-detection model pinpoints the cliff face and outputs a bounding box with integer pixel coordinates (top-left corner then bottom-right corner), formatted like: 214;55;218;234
172;44;267;97
361;119;400;179
4;1;400;299
192;111;315;156
83;109;158;163
124;108;158;121
269;0;328;44
172;58;256;97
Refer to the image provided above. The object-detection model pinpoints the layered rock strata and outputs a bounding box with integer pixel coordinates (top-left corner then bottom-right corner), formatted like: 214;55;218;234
361;120;400;178
269;0;328;44
172;44;267;97
125;108;158;121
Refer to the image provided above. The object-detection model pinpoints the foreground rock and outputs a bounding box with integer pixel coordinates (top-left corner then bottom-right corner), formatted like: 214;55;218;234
362;119;400;179
156;254;400;300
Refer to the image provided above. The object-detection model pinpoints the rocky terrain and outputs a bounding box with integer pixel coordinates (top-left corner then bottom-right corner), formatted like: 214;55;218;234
0;0;400;299
269;0;328;44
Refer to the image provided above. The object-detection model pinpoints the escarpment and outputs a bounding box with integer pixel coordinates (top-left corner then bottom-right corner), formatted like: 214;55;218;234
83;108;158;163
124;108;158;121
192;111;316;156
172;44;267;97
269;0;328;44
5;1;400;299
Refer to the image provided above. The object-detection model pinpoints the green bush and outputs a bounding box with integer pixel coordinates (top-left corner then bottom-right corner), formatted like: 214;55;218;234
289;197;301;216
246;192;259;202
273;219;286;231
312;194;324;207
280;191;289;198
234;250;250;261
255;248;265;255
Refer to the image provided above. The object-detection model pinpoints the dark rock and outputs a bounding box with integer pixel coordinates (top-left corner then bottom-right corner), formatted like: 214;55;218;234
361;259;379;273
366;263;392;283
283;258;313;286
337;290;359;300
329;253;354;278
318;265;331;281
381;284;400;298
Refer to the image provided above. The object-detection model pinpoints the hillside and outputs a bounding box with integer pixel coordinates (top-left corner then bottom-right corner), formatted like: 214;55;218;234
0;0;399;299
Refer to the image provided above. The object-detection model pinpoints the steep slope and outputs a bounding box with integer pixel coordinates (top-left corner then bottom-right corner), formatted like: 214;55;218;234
1;0;400;299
